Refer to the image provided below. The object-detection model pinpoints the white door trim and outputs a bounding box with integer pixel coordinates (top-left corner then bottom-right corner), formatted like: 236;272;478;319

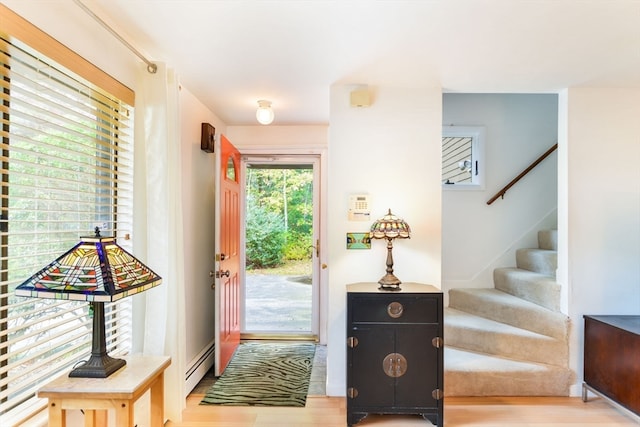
239;147;328;344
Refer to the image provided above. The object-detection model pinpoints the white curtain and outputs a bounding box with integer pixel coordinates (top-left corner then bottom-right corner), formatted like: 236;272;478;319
134;62;186;422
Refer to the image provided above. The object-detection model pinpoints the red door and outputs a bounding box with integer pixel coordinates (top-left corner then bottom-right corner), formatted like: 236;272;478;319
214;135;241;376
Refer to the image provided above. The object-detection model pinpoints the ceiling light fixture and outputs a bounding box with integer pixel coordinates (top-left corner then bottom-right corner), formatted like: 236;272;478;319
256;100;274;125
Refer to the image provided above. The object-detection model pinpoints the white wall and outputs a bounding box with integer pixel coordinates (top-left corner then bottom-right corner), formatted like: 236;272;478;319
227;125;328;149
442;94;559;302
1;0;139;90
326;85;442;396
559;88;640;395
179;88;228;392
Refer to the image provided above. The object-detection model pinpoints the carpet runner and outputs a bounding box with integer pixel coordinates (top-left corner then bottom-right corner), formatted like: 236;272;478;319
201;342;316;407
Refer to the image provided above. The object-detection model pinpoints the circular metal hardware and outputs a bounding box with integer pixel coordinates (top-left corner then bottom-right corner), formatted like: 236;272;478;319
382;352;407;377
387;302;404;318
215;269;230;278
209;271;215;277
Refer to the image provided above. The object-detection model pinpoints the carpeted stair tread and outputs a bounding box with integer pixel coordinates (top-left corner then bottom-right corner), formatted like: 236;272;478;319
444;346;573;396
448;288;569;340
494;267;561;311
516;248;557;275
444;229;570;397
537;229;557;251
444;308;568;366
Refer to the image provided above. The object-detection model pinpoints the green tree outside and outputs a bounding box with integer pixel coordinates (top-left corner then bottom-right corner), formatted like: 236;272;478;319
245;167;313;269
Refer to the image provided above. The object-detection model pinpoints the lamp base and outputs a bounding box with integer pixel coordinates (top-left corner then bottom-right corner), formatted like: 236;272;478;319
378;273;402;291
69;353;126;378
68;301;127;378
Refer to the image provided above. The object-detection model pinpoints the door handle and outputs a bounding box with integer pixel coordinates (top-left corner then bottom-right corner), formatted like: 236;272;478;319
215;270;230;278
308;239;320;258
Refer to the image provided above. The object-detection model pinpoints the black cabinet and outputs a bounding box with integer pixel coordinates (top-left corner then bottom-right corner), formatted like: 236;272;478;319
346;282;444;426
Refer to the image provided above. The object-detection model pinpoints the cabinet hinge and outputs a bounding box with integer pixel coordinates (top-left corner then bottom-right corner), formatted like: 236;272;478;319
347;336;359;348
347;387;359;399
432;389;444;400
431;336;444;349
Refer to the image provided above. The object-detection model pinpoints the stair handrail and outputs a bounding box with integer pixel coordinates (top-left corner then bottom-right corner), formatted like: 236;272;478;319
487;142;558;205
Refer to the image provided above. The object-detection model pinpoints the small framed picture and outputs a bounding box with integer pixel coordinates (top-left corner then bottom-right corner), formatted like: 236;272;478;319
347;232;371;249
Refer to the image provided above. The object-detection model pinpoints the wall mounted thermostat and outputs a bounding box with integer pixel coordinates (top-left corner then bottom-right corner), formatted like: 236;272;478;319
348;194;371;221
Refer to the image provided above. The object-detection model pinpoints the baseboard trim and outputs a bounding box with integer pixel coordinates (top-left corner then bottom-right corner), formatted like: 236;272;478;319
185;339;215;395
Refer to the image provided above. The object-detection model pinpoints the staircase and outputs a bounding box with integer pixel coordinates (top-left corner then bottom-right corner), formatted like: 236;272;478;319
444;230;573;396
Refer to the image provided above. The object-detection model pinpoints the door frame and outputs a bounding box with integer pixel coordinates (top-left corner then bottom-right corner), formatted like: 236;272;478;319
239;147;328;345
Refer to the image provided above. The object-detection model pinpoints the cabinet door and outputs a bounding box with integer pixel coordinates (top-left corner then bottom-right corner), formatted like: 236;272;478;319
395;324;440;408
348;325;396;407
348;324;441;409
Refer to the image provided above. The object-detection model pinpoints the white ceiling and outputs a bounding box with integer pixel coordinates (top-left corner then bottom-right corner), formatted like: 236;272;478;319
85;1;640;125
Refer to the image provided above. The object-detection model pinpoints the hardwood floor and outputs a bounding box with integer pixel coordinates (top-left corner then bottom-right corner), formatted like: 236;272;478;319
167;395;639;426
174;343;638;426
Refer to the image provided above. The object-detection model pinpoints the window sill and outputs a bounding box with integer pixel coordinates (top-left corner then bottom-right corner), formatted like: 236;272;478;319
442;183;485;191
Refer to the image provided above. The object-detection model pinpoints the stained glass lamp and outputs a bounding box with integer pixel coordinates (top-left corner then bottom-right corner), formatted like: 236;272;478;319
15;228;162;378
370;209;411;290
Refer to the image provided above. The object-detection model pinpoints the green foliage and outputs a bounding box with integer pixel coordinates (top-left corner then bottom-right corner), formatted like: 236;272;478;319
246;167;313;236
245;199;286;269
283;231;312;261
245;166;314;266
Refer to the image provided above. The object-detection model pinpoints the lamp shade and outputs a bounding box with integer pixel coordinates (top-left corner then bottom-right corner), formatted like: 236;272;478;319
370;209;411;240
256;99;274;125
15;228;161;378
15;232;161;301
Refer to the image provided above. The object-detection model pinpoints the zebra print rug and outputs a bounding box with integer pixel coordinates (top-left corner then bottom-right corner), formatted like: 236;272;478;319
200;342;316;407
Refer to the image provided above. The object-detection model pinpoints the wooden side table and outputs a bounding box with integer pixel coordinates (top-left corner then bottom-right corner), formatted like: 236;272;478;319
38;355;171;427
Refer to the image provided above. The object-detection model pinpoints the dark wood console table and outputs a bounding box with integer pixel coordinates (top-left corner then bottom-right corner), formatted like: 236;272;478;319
583;315;640;420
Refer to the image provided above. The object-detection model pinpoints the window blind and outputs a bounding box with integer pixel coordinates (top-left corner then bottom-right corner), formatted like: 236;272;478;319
0;31;134;425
